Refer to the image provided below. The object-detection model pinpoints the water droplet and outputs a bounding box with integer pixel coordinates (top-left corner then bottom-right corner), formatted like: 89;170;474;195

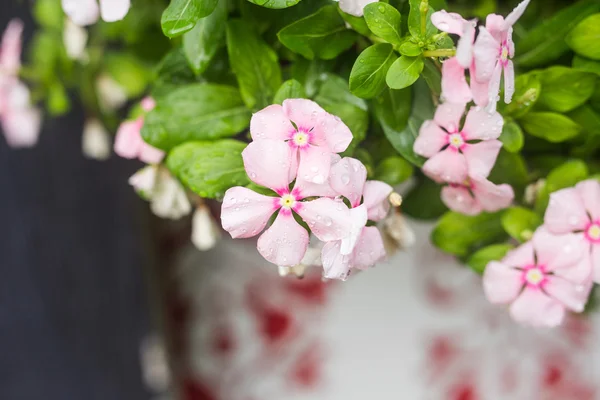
378;5;385;12
341;174;350;185
324;217;332;227
310;166;319;172
313;174;325;184
250;172;257;179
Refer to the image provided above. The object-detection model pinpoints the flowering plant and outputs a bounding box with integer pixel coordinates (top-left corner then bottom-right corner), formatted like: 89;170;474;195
4;0;600;327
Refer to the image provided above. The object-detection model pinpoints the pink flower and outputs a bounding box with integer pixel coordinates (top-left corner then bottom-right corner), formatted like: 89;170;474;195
250;99;352;185
0;19;22;76
62;0;131;26
483;227;591;327
473;0;530;111
221;140;351;267
544;179;600;283
441;176;514;216
114;97;164;164
321;157;391;280
413;102;503;183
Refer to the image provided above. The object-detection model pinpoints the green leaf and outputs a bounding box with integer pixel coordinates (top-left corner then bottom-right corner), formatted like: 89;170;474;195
141;83;251;150
162;0;220;38
386;55;424;89
166;140;250;199
566;14;600;60
501;73;541;118
47;82;70;116
573;56;600;76
499;120;524;153
501;207;542;243
338;9;371;36
363;2;403;45
467;244;514;275
182;0;227;75
534;159;589;213
246;0;302;9
431;211;506;257
568;105;600;136
34;0;64;31
277;5;358;60
273;79;306;104
488;150;529;197
516;0;600;67
104;53;151;97
421;58;441;99
349;43;398;99
537;67;597;113
520;112;582;143
374;156;414;185
227;19;282;110
402;177;448;220
399;41;422;57
408;0;436;40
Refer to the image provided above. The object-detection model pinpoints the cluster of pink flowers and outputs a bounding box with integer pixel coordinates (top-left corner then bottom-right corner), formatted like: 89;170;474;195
484;179;600;327
221;99;393;280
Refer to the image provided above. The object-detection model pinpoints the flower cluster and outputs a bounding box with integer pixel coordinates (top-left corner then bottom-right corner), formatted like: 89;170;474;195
483;179;600;327
62;0;131;26
221;99;393;279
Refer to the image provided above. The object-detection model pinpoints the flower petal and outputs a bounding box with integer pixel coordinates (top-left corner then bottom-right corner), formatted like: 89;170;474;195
472;177;514;212
462;106;503;140
509;288;565;327
469;64;490;107
352;226;386;270
456;22;475;68
430;11;467;35
320;113;353;153
2;106;42;148
545;275;589;313
62;0;100;26
221;187;277;239
502;241;535;268
485;14;505;42
482;261;523;304
503;60;515;104
242;139;293;192
250;104;295;141
441;58;472;104
504;0;530;29
282;98;328;131
138;142;165;164
413;120;448;158
99;0;131;22
441;184;481;216
329;157;367;207
544;187;589;234
0;19;23;75
113;119;143;159
257;212;309;266
297;145;333;185
423;148;468;183
485;61;503;112
362;180;393;221
321;240;351;280
433;102;466;133
338;0;377;17
552;249;592;285
191;205;220;251
592;245;600;284
297;197;350;242
473;26;500;83
533;227;586;272
462;140;502;179
576;179;600;221
340;205;368;256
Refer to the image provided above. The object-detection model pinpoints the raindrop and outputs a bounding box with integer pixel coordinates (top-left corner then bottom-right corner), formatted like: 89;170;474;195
341;174;350;185
324;217;333;227
378;5;385;12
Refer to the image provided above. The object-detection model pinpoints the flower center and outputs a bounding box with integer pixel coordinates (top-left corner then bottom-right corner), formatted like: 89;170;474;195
292;131;310;148
500;47;509;62
522;265;546;288
448;133;464;149
280;194;297;209
585;222;600;244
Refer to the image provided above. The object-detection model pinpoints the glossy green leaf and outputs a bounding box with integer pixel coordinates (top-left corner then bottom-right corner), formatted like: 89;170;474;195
566;14;600;60
534;160;589;213
386;55;424;89
408;0;436;40
141;83;251;150
167;140;249;199
501;73;541;118
488;150;529;197
499;120;524;153
467;244;514;275
363;2;403;45
568;105;600;136
421;58;441;99
338;9;371;36
573;56;600;76
402;177;448;220
161;0;220;38
398;41;422;56
273;79;306;104
349;43;397;99
277;5;357;60
374;156;414;185
520;112;582;143
34;0;64;30
246;0;302;9
537;67;596;113
501;207;542;243
104;53;151;97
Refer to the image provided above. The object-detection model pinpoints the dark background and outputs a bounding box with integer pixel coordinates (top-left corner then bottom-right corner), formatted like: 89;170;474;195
0;3;153;399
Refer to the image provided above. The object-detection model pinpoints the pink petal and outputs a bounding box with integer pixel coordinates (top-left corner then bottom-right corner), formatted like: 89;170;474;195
329;157;367;207
462;106;503;141
362;180;393;221
250;104;294;141
257;212;309;266
504;60;515;104
486;61;503;112
62;0;100;26
553;249;592;284
545;275;589;313
485;14;505;42
456;23;475;68
441;58;472;104
575;179;600;221
482;261;523;304
352;226;386;270
472;177;514;212
297;145;332;185
0;19;23;75
532;227;586;272
544;188;589;234
282;98;328;131
242;139;294;192
321;240;351;281
293;178;337;198
423;148;468;183
138;142;165;164
502;241;535;268
140;97;155;112
113;119;143;159
473;27;500;83
504;0;530;29
413;120;448;158
220;187;276;239
507;28;515;58
469;64;490;107
433;102;466;133
592;246;600;284
430;11;467;35
297;197;351;242
462;140;502;179
320;112;353;153
509;288;565;327
340;204;367;256
441;184;481;216
99;0;131;22
2;107;42;148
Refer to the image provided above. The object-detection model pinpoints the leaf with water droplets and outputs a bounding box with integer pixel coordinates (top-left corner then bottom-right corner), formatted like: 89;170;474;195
467;244;514;275
245;0;302;9
349;43;397;99
501;207;542;243
363;2;403;45
537;66;597;113
273;79;306;104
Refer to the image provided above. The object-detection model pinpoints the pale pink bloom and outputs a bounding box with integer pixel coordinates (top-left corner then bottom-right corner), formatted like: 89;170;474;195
544;180;600;283
82;118;111;160
221;140;351;267
441;176;514;216
483;227;591;327
413;102;503;183
62;0;131;26
0;19;23;76
473;0;530;111
114;97;164;164
250;99;352;185
338;0;377;17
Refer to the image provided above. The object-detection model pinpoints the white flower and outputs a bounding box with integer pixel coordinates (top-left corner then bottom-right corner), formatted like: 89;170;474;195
150;168;191;220
338;0;378;17
191;204;221;251
82;118;111;160
62;0;131;26
96;74;127;112
63;18;88;61
129;165;158;200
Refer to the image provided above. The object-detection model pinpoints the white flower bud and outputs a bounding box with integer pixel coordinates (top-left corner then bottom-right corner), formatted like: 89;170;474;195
82;119;110;160
191;205;220;251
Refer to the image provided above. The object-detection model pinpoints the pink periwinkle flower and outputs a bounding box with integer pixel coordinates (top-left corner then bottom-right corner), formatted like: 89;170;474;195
473;0;530;111
544;179;600;283
114;97;164;164
221;139;351;267
441;175;514;216
62;0;131;26
250;99;353;185
321;157;391;280
413;102;504;184
483;227;591;327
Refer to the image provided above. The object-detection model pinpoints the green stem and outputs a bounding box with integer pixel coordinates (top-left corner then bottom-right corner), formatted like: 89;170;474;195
422;49;456;58
420;0;429;37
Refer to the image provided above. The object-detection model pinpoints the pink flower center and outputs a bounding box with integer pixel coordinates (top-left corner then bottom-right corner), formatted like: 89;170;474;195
447;133;465;150
499;43;510;66
275;189;302;216
585;221;600;244
290;129;311;149
522;265;547;289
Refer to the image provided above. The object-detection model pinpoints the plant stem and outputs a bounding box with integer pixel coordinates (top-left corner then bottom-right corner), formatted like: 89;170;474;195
420;0;429;37
422;49;456;58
